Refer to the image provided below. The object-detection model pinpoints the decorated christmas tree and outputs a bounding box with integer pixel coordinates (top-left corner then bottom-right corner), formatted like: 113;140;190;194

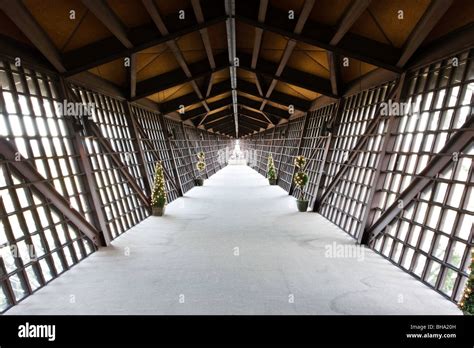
267;154;276;181
294;171;309;200
196;151;206;177
151;161;167;208
458;250;474;314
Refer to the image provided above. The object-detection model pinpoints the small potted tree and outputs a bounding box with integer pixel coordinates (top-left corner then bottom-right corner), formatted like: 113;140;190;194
294;155;309;212
458;250;473;315
267;154;277;185
151;161;167;216
195;151;206;186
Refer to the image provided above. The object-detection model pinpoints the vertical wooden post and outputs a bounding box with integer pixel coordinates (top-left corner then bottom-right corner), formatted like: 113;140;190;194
358;74;406;244
181;122;197;180
312;98;345;212
158;113;183;196
59;77;110;246
123;101;152;197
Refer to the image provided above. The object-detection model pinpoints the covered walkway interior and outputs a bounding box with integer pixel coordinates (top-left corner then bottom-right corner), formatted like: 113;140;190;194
6;165;458;315
0;0;472;317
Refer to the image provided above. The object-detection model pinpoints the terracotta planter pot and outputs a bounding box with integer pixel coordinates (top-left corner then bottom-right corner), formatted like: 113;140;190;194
268;178;277;185
296;199;309;212
195;178;204;186
152;206;166;216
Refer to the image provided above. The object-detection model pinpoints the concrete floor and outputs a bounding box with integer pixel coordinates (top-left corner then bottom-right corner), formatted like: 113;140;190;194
7;165;459;315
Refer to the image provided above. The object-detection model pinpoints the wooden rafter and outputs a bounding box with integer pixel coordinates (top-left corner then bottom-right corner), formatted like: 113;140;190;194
0;0;66;72
81;0;133;49
236;7;402;73
260;0;315;111
328;0;372;95
62;12;227;76
397;0;453;67
142;0;210;115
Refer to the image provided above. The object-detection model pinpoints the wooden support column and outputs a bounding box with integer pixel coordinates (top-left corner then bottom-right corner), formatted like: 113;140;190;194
58;78;110;245
132;120;181;194
289;113;310;195
367;120;474;244
0;138;103;246
315;82;400;210
181;122;197;180
358;74;406;244
85;120;151;208
158;113;183;196
123;101;152;197
276;123;290;176
72;131;111;245
312;98;346;212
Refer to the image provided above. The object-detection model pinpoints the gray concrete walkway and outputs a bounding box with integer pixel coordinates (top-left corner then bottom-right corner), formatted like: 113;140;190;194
7;165;459;315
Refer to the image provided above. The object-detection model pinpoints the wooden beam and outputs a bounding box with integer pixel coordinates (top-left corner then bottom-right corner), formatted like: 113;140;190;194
63;13;227;75
157;114;184;196
181;96;233;121
238;95;290;119
123;101;152;197
315;81;400;211
397;0;453;67
82;0;133;48
327;52;342;96
251;0;269;98
160;78;310;114
236;9;401;73
330;0;371;45
127;53;137;99
240;105;278;125
409;23;474;69
239;53;335;98
367;121;473;244
238;114;267;129
238;79;311;110
59;78;111;245
0;0;66;72
142;0;209;112
133;53;229;101
85;120;151;209
204;113;233;126
200;109;232;124
192;0;216;70
160;80;230;114
358;73;406;244
239;111;269;124
0;138;102;246
261;0;315;109
327;0;371;96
